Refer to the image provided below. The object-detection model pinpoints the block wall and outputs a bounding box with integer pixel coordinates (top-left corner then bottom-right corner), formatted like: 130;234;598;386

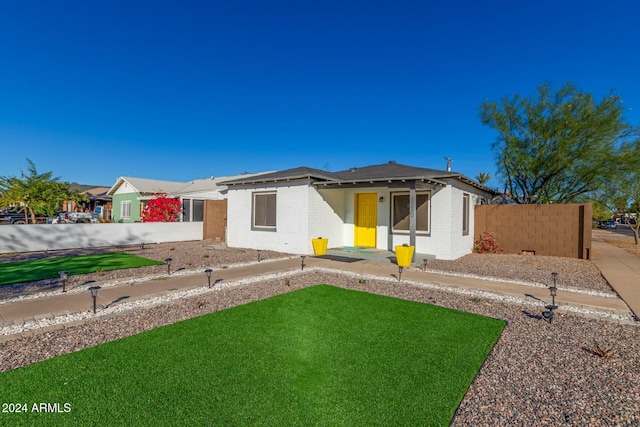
474;203;592;259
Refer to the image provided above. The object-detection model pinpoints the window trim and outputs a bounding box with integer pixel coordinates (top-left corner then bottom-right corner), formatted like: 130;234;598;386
462;193;470;236
121;200;131;220
390;191;430;235
252;191;277;231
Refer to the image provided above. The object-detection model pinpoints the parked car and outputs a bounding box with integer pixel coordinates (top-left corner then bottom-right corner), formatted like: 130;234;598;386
597;220;617;230
0;206;48;224
54;210;99;224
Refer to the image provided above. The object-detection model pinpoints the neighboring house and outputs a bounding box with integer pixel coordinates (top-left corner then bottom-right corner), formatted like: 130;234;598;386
65;183;113;220
107;173;273;223
173;173;274;222
220;162;500;260
107;177;187;222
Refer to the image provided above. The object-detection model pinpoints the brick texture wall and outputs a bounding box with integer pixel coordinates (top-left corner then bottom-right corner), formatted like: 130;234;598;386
474;203;592;259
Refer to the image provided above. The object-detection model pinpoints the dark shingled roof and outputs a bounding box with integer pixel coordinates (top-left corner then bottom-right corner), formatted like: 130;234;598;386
219;167;339;185
220;162;498;194
332;163;450;181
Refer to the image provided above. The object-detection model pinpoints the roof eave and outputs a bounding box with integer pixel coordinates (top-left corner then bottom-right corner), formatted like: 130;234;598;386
223;175;326;186
313;176;448;187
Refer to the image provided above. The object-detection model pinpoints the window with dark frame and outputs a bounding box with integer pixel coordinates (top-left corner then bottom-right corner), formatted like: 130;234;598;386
462;193;470;235
253;192;276;230
193;199;204;222
391;192;430;233
182;198;191;222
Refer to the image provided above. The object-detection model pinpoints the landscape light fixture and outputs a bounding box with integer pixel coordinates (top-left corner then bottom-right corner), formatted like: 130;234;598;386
547;272;558;310
140;242;145;250
257;250;262;262
300;255;306;271
422;259;428;272
165;258;173;275
205;269;213;288
89;286;101;314
59;270;69;293
398;266;404;281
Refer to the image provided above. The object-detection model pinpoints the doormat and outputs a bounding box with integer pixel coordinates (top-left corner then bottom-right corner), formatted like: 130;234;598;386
340;246;377;254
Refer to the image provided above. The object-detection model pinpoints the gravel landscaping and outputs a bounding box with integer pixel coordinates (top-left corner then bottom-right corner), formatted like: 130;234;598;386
1;241;638;426
428;253;612;292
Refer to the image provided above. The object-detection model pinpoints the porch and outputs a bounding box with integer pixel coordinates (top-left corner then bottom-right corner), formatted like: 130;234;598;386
322;246;436;265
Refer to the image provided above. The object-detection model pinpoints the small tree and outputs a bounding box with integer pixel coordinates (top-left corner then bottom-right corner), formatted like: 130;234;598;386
0;159;86;221
480;81;630;203
141;194;182;222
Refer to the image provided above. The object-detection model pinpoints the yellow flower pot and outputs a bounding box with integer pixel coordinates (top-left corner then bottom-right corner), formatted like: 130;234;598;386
395;245;415;267
312;238;329;256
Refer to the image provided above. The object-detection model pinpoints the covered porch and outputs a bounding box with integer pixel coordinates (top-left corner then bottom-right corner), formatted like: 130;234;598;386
322;246;437;266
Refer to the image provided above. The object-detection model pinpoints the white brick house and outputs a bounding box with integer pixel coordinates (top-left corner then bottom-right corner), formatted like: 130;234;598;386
221;162;498;260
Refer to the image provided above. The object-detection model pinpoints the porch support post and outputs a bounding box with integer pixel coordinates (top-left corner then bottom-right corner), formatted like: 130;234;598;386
409;184;416;261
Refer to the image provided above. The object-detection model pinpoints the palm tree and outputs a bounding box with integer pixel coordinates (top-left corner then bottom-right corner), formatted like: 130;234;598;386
475;172;491;185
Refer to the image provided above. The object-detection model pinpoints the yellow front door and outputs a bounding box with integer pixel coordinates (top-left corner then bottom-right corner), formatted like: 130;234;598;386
354;193;378;247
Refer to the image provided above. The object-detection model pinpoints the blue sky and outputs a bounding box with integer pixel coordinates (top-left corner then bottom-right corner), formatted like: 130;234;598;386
1;1;638;190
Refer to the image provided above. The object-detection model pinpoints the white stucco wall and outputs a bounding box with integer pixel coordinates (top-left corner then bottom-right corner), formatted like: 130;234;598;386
227;183;305;254
390;182;482;260
310;189;346;251
0;222;203;254
226;181;489;260
227;184;347;255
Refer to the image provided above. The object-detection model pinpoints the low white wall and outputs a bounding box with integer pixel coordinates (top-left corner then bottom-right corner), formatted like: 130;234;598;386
0;223;203;254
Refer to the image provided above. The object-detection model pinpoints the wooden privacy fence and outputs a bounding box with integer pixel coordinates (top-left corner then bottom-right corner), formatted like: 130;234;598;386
474;203;592;259
203;200;227;242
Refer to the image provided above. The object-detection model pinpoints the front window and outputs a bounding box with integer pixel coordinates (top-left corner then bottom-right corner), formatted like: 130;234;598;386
392;192;430;233
252;192;276;230
193;199;204;222
121;200;131;220
183;198;191;222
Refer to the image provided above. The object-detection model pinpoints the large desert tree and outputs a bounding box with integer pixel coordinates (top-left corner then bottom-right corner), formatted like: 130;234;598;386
0;159;86;221
612;139;640;244
480;81;630;204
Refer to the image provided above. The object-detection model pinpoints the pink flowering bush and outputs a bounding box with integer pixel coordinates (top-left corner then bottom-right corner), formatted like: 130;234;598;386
141;193;182;222
473;231;504;254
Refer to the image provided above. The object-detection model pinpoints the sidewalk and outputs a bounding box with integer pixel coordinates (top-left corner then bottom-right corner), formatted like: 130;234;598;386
590;237;640;321
1;250;636;344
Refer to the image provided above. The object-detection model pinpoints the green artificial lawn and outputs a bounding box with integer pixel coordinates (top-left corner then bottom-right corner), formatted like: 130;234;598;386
0;285;505;426
0;253;165;286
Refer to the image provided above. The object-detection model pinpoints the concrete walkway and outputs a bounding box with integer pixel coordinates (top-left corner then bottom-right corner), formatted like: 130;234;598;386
590;237;640;321
1;245;637;344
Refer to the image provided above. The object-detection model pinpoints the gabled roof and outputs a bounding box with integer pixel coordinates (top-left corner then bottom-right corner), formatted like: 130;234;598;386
174;172;276;195
107;177;188;196
69;183;110;192
108;172;278;197
221;162;499;194
69;183;112;201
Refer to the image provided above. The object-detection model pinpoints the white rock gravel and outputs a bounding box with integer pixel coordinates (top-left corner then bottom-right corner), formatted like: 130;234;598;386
1;242;638;426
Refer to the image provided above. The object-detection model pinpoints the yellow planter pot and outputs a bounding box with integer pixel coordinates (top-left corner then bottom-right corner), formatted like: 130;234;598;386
395;245;415;267
312;238;329;256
